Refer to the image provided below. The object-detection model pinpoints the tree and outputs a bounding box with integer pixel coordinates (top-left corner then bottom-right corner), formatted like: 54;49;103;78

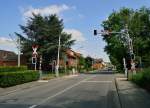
102;7;150;71
16;14;75;66
85;56;93;69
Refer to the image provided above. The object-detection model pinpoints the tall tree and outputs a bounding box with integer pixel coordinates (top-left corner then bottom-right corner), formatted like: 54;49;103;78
16;14;75;65
85;56;93;69
102;7;150;71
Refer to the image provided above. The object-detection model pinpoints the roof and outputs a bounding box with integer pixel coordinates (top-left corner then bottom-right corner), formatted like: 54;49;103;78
66;49;81;58
0;50;17;61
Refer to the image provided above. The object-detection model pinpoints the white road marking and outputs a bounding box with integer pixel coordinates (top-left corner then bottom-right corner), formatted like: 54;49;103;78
82;81;112;83
38;80;49;82
29;105;37;108
28;75;96;108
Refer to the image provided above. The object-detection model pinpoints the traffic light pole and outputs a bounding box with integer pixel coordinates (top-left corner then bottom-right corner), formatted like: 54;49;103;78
94;25;135;79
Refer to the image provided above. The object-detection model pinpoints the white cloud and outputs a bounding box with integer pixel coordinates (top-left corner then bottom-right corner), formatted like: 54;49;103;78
0;37;16;46
63;29;86;42
22;4;70;18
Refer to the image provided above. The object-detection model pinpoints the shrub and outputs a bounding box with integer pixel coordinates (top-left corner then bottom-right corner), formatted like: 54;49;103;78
0;71;39;87
132;68;150;89
0;66;27;72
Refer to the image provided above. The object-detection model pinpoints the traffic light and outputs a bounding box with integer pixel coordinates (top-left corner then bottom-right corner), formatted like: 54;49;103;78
94;30;97;35
131;53;134;60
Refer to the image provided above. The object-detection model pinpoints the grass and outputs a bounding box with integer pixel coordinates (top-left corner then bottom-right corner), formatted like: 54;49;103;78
40;72;69;80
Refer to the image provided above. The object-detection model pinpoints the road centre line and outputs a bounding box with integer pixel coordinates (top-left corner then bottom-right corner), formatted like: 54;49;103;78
28;75;96;108
82;81;112;83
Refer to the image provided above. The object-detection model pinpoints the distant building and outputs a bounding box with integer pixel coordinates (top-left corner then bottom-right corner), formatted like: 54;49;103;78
60;49;81;68
92;58;105;70
0;50;17;66
0;50;27;66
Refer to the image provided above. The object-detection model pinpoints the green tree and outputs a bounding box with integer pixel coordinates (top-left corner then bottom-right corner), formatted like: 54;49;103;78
102;7;150;71
85;56;93;69
16;14;75;65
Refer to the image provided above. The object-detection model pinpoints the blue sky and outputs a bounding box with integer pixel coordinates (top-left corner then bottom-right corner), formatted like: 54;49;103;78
0;0;150;62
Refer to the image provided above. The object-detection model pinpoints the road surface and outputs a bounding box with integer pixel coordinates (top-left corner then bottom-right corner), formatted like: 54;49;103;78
0;70;120;108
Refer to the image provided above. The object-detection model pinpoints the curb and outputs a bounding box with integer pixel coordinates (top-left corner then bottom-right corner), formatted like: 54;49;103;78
114;78;123;108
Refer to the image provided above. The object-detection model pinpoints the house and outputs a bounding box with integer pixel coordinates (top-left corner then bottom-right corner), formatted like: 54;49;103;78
0;50;17;66
60;49;81;68
0;50;27;66
92;58;105;70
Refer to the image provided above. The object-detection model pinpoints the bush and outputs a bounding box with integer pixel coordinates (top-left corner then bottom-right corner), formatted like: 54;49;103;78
0;66;27;72
132;68;150;90
0;71;39;87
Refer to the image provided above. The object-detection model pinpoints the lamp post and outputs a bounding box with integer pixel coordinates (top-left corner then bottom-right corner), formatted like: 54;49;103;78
9;34;21;67
55;34;61;77
17;36;21;67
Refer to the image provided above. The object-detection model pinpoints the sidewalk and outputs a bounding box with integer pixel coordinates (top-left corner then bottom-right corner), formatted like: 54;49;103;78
115;74;150;108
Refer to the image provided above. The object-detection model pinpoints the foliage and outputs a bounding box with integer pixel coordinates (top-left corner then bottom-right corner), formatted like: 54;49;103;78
79;56;85;66
132;68;150;90
84;56;93;69
102;7;150;71
0;71;39;87
0;66;27;72
16;14;75;65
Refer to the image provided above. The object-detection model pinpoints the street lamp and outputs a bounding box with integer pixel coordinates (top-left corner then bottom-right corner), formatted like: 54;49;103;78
9;34;21;67
55;34;61;77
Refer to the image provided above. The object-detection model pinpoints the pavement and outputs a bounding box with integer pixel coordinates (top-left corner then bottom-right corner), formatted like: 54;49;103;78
0;71;150;108
115;73;150;108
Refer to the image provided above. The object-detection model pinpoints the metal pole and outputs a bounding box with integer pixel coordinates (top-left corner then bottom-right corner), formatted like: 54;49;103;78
35;55;37;71
123;58;127;76
56;34;61;77
39;55;42;80
125;25;136;77
76;57;78;74
139;56;142;70
17;36;21;67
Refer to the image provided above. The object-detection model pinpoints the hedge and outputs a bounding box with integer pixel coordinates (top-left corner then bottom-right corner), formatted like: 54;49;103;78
0;71;39;87
0;66;27;72
132;68;150;90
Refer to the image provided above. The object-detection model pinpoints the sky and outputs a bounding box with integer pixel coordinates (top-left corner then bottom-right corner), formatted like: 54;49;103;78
0;0;150;62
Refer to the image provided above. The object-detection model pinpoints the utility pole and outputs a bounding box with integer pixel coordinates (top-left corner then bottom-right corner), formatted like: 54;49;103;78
17;36;21;67
9;34;21;67
39;55;42;80
123;58;127;76
124;25;136;76
56;34;61;77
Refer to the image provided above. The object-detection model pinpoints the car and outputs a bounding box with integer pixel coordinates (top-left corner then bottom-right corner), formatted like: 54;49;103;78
108;67;112;71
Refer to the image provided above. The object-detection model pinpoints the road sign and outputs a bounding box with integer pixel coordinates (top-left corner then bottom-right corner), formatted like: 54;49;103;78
32;57;37;64
32;45;38;57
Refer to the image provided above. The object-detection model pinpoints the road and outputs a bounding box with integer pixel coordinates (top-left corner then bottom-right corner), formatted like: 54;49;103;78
0;70;120;108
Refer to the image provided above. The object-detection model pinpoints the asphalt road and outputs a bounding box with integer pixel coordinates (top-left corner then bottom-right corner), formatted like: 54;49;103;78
0;70;121;108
